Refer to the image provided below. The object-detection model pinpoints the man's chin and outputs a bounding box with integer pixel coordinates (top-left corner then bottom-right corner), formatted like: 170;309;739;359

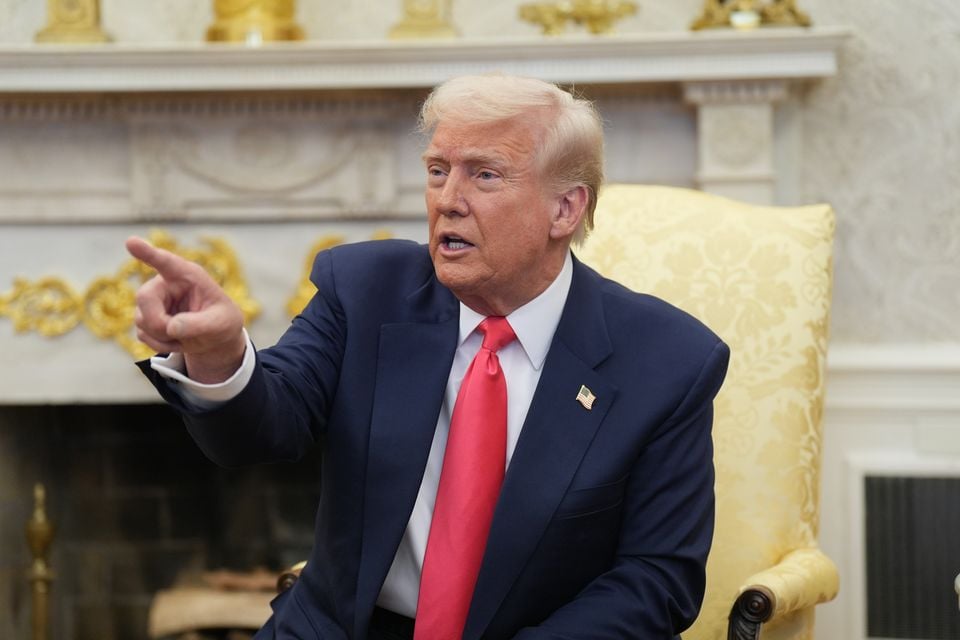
434;263;480;296
434;265;469;290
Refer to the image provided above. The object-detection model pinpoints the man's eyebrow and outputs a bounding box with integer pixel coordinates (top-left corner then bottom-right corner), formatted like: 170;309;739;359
421;147;509;167
421;148;443;164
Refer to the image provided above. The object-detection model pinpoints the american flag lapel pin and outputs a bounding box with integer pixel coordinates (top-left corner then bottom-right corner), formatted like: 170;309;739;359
576;384;596;410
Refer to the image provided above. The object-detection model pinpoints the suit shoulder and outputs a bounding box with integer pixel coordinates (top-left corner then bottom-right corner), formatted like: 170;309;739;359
310;239;433;291
597;276;724;355
593;276;730;411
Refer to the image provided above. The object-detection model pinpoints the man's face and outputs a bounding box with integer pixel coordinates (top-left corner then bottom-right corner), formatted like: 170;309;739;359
424;116;567;316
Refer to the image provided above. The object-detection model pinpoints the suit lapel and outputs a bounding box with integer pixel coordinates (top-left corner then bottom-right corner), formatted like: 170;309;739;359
464;259;617;639
354;277;459;636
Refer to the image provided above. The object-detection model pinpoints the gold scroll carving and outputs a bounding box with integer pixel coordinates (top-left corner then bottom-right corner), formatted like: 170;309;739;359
388;0;457;39
206;0;305;44
286;231;393;317
35;0;111;43
691;0;811;30
0;230;260;360
520;0;637;35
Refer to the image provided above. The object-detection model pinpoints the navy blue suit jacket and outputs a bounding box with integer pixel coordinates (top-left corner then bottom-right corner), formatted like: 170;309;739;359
142;240;729;639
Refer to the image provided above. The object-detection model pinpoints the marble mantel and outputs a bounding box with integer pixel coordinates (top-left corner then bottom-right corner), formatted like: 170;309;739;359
0;29;847;92
0;28;848;403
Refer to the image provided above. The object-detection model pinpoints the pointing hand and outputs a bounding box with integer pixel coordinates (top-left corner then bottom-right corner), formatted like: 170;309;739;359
126;236;247;384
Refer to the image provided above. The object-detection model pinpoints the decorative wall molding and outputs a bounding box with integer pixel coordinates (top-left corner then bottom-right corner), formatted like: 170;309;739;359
0;95;424;224
127;115;404;221
683;80;790;203
0;29;849;93
0;93;422;122
826;344;960;411
683;79;790;105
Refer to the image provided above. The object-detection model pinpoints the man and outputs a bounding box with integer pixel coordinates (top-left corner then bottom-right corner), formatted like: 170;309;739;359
128;74;729;639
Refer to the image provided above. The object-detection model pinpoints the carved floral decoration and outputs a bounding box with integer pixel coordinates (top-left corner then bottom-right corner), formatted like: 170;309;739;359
0;230;260;359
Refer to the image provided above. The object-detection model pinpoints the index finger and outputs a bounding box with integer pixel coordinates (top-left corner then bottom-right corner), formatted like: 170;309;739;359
125;236;193;280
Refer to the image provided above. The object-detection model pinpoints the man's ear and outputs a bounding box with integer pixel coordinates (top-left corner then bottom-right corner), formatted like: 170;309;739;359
549;185;588;240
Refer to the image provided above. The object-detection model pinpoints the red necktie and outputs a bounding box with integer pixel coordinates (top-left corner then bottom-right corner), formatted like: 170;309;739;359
414;316;516;640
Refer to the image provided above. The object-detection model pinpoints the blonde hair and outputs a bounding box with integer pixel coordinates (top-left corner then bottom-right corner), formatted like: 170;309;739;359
419;73;605;243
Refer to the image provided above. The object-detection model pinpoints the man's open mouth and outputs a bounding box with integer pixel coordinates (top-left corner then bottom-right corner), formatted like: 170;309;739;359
443;235;474;250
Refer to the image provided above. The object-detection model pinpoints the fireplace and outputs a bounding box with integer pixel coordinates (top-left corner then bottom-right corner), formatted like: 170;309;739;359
1;403;323;639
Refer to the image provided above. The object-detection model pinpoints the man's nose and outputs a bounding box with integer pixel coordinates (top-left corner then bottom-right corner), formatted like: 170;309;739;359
436;173;467;216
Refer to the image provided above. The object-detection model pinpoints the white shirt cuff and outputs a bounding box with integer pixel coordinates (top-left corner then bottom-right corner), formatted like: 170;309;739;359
148;329;256;409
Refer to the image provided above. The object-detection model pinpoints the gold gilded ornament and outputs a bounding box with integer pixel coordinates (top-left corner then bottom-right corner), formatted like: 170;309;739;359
571;0;637;34
286;235;345;318
520;1;637;36
759;0;812;26
35;0;111;43
286;231;393;317
388;0;457;39
207;0;305;44
0;278;82;336
82;277;136;339
691;0;811;30
26;484;54;640
0;230;260;360
518;3;568;36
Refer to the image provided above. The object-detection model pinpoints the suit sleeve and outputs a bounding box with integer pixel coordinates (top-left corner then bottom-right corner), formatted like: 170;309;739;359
514;340;729;639
138;249;347;468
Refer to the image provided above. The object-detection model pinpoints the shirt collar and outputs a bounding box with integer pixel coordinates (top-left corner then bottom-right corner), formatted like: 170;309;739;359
458;251;573;371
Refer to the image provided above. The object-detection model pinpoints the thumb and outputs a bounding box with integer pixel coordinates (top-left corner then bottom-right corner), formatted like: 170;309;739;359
165;310;218;342
165;304;242;345
165;313;193;341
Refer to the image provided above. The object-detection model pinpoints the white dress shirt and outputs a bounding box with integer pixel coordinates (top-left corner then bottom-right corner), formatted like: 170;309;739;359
150;251;574;618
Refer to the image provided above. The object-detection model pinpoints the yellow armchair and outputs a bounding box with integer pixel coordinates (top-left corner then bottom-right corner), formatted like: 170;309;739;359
576;185;839;640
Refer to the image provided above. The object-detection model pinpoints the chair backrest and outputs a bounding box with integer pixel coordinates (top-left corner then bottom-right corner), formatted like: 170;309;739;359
576;185;835;639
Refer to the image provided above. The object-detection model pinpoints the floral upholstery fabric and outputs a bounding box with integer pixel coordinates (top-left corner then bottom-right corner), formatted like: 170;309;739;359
576;185;839;640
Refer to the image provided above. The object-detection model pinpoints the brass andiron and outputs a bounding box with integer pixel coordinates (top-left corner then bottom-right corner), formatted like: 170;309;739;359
691;0;811;30
34;0;111;43
520;1;637;36
206;0;305;44
388;0;458;39
26;484;54;640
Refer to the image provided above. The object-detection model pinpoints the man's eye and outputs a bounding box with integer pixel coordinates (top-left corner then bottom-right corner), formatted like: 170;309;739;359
478;171;497;180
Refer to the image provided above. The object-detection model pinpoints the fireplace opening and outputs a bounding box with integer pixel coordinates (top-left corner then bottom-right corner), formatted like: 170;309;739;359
0;403;322;639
